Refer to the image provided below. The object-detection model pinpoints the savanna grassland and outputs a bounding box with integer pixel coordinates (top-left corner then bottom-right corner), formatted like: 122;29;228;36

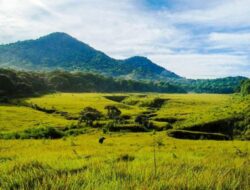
0;93;249;189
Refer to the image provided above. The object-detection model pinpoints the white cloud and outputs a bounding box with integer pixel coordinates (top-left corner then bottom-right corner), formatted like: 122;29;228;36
149;53;250;79
209;32;250;51
0;0;249;78
164;0;250;28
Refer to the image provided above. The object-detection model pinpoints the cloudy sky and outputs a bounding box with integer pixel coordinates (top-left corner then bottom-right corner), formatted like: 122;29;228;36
0;0;250;78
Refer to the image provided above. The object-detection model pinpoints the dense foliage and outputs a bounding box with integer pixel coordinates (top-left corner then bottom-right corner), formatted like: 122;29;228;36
240;79;250;95
0;68;247;98
171;77;247;93
0;69;186;97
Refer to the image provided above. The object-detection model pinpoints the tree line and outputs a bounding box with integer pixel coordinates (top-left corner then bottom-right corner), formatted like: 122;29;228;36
0;68;247;98
171;77;247;94
0;69;186;98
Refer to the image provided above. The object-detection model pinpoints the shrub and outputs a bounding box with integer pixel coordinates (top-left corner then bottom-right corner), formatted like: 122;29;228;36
79;107;102;126
21;127;64;139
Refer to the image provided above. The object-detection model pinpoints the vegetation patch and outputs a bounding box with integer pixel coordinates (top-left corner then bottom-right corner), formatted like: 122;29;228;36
0;126;87;139
167;130;230;140
0;127;64;139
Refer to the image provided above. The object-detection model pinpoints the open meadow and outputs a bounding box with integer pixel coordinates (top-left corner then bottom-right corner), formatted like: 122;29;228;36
0;93;249;189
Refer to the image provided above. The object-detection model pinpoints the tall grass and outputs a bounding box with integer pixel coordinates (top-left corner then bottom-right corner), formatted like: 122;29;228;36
0;93;249;189
0;132;249;189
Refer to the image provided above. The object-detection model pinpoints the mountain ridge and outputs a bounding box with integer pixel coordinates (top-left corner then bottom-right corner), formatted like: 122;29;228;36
0;32;180;80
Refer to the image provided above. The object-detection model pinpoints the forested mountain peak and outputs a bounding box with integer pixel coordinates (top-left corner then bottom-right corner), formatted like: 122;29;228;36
0;32;180;80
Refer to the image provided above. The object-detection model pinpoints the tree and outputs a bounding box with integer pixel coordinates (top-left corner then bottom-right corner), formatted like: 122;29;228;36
79;107;102;126
105;106;122;128
105;105;121;120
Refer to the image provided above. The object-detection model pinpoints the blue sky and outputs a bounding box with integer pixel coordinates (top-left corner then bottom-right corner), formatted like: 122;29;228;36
0;0;250;78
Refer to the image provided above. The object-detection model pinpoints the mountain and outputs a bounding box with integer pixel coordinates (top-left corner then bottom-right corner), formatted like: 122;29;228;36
0;32;180;80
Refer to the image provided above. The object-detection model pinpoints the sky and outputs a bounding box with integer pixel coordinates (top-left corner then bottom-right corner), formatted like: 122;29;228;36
0;0;250;79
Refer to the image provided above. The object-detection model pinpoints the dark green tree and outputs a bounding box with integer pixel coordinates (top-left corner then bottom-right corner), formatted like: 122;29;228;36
105;105;122;127
79;107;102;126
105;105;121;120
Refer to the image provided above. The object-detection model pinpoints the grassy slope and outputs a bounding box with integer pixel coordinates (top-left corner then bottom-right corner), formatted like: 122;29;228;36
0;105;73;133
26;93;146;117
155;94;248;129
0;132;249;189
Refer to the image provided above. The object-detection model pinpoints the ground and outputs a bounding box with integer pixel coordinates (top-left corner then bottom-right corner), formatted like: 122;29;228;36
0;93;249;189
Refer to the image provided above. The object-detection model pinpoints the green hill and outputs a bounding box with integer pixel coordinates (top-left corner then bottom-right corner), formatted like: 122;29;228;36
0;32;180;80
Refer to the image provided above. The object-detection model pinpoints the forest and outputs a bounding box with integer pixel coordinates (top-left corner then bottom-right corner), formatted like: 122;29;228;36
0;68;247;99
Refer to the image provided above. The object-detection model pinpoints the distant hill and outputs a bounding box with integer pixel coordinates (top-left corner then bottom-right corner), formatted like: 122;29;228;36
0;32;180;80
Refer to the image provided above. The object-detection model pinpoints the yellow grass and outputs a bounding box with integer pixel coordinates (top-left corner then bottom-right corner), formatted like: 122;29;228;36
0;93;249;189
0;132;249;189
0;105;73;133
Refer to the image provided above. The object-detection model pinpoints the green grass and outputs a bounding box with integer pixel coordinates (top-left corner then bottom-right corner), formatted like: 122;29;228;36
0;105;74;133
0;93;249;189
1;93;249;133
26;93;146;117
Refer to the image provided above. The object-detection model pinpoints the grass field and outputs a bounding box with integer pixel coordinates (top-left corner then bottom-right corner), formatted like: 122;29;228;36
25;93;248;127
0;105;73;133
0;132;249;189
0;93;249;189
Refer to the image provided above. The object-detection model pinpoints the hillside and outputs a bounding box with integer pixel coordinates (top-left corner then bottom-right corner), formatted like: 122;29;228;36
241;79;250;95
0;32;180;80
